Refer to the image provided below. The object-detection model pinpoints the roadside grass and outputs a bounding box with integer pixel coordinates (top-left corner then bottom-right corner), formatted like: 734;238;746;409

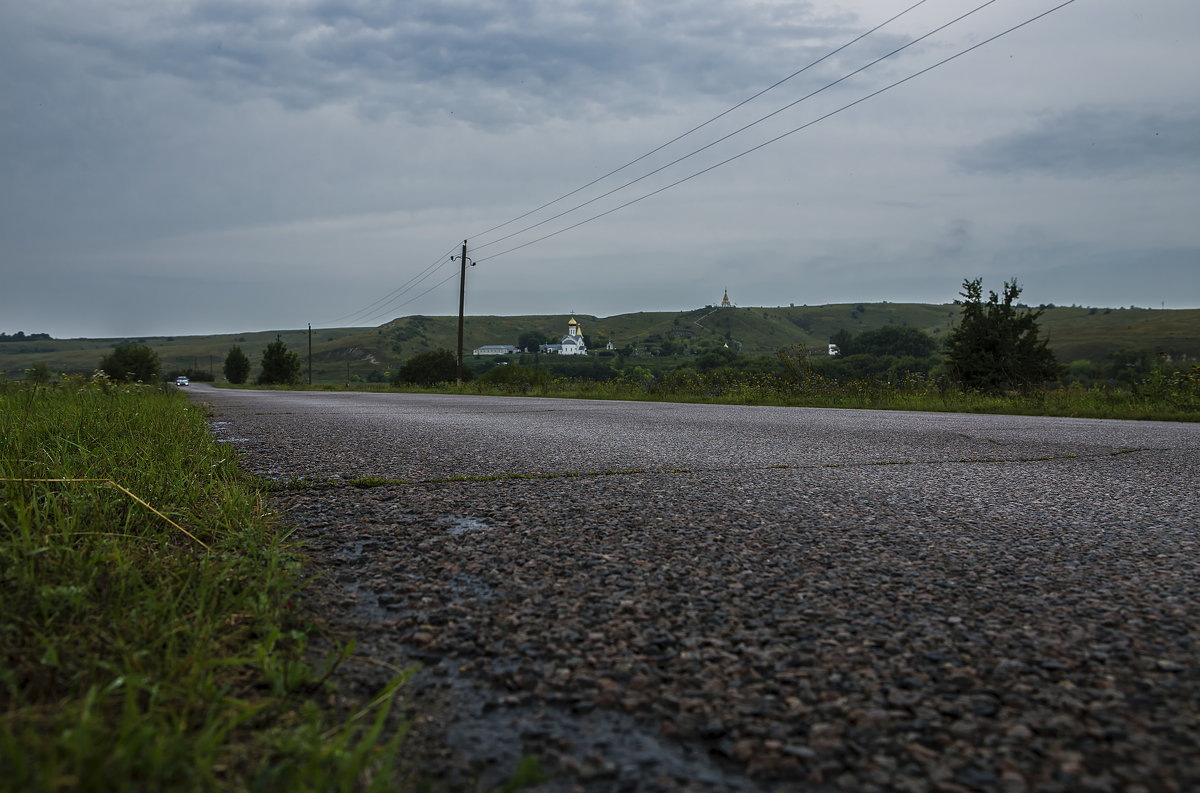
0;374;416;792
241;364;1200;423
490;364;1200;421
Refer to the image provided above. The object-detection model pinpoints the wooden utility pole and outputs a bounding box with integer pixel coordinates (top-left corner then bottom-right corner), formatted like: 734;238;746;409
455;240;470;386
308;323;313;385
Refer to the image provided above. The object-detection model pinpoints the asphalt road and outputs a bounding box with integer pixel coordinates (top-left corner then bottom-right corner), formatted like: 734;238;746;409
190;384;1200;793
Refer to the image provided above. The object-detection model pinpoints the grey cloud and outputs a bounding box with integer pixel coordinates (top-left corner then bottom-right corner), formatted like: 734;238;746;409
957;107;1200;178
4;0;1197;338
934;218;972;260
42;0;855;126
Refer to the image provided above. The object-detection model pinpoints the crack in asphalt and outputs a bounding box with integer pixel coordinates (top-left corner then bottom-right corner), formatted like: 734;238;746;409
253;448;1146;492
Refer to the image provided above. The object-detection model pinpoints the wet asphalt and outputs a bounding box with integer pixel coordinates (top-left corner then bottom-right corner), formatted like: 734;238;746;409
190;384;1200;793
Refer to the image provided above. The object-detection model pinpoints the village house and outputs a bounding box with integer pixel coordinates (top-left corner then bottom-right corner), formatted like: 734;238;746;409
473;344;519;356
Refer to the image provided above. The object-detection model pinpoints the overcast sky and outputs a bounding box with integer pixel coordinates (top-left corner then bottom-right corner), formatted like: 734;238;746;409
2;0;1197;338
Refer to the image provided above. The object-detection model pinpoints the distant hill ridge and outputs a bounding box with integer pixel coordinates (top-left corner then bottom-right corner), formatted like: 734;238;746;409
3;303;1197;381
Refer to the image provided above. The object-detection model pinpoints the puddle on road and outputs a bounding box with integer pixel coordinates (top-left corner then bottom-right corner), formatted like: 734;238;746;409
340;581;389;623
428;664;766;793
210;420;251;444
288;509;760;790
442;515;492;536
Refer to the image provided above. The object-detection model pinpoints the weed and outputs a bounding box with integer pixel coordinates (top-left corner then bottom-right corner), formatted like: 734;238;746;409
0;378;416;792
269;364;1199;421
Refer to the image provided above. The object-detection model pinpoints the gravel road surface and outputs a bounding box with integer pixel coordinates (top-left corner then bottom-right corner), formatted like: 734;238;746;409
190;385;1200;793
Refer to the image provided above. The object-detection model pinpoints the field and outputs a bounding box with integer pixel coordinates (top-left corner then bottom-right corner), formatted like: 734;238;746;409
2;304;1198;384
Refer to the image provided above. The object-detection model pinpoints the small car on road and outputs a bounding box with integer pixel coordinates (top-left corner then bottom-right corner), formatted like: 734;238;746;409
175;376;190;387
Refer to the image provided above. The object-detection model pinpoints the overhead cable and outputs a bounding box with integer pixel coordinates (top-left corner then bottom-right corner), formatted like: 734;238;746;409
472;0;1002;256
475;0;1079;265
323;243;459;326
467;0;937;244
328;0;950;323
354;267;463;327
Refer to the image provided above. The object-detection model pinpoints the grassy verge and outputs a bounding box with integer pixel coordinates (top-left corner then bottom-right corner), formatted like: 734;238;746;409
236;364;1200;422
564;367;1200;421
0;374;412;792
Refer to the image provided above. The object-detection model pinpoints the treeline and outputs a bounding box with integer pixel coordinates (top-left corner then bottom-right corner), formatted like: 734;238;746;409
445;280;1190;393
1064;348;1195;386
0;331;51;342
18;337;304;386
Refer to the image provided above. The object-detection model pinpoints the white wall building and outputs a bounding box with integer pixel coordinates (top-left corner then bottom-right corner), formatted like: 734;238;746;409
473;345;519;355
558;317;587;356
541;317;588;355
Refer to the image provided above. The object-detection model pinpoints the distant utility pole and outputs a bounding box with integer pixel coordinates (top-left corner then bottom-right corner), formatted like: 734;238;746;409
452;240;475;385
308;323;313;386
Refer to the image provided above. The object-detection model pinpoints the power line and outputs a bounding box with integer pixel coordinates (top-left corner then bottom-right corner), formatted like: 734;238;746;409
327;0;1078;324
476;0;1079;265
467;0;937;245
326;0;958;324
323;243;459;326
333;1;940;326
354;266;462;327
471;0;1003;257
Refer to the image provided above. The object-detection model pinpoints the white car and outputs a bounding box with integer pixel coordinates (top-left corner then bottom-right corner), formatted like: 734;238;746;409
175;376;190;387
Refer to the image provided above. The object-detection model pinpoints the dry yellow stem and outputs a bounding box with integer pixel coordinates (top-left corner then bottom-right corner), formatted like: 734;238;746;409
0;477;210;550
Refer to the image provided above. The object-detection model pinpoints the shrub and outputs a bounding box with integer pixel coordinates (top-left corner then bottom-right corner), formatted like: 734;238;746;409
98;344;160;383
393;349;470;386
256;336;302;385
223;345;251;384
479;365;550;393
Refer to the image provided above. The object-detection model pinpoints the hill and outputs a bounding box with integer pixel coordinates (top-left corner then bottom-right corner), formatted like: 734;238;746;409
3;304;1197;383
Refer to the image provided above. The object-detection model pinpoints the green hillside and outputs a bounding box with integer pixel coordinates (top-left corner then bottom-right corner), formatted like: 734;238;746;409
0;328;366;382
1036;306;1200;363
3;304;1197;383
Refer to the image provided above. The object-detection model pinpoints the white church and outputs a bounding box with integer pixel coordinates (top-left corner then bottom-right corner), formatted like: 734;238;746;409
540;317;588;356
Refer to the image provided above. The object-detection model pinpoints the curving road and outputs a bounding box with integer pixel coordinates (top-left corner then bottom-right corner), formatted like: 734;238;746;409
191;384;1200;793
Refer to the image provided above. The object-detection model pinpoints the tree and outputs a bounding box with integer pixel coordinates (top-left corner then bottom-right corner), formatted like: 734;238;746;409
830;326;937;358
98;344;160;383
257;336;303;385
854;326;939;358
393;349;470;386
517;330;546;354
946;278;1060;392
223;345;251;384
829;329;853;356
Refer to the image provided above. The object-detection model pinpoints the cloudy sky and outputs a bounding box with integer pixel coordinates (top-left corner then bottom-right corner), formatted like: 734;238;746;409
2;0;1197;338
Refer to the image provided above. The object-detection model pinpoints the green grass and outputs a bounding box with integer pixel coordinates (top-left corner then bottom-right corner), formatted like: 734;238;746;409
279;363;1200;422
555;365;1200;421
0;374;416;792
